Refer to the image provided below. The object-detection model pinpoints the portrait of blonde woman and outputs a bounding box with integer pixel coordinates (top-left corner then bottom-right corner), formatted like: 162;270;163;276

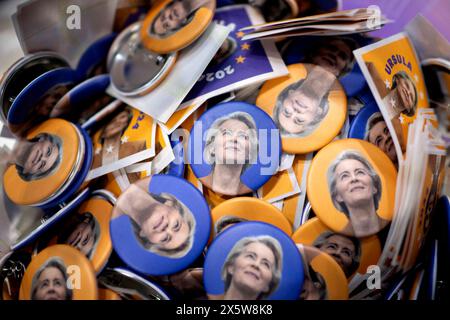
202;111;258;196
221;236;283;300
30;257;72;301
112;178;196;258
327;150;389;237
273;65;337;138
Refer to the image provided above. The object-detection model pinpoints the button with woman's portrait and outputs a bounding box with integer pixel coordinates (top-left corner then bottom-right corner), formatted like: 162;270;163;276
3;119;86;207
97;267;171;300
348;102;398;167
297;244;348;300
292;217;381;279
6;67;78;137
204;221;304;300
188;101;281;196
211;197;293;240
140;0;216;54
256;63;347;154
46;190;115;274
0;52;70;126
307;138;397;238
110;175;211;275
107;22;177;97
19;245;98;300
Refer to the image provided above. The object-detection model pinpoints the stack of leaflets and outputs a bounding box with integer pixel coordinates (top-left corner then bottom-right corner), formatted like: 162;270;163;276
240;8;391;41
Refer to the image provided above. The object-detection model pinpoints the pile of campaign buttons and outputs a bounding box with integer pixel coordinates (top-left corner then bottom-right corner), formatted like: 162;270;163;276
0;0;447;303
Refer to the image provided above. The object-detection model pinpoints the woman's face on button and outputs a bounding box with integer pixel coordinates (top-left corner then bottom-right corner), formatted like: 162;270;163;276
153;1;188;36
23;137;59;176
334;158;377;209
228;242;275;296
279;89;321;134
34;267;67;300
319;235;356;276
396;77;416;113
65;219;95;257
140;203;190;251
214;119;251;165
368;121;397;163
103;110;130;138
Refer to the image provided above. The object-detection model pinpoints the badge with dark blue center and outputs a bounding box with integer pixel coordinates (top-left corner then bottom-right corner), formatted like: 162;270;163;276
0;52;70;125
204;221;304;300
6;67;78;137
188;101;281;196
110;175;211;276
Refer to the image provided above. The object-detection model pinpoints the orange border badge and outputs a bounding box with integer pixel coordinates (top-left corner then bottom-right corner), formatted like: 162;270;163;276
256;63;347;154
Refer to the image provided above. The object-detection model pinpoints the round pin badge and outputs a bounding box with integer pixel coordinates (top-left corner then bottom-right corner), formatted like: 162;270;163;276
110;175;211;276
39;125;93;210
98;267;171;300
19;244;98;300
256;63;347;154
7;67;78;137
307;138;397;238
0;52;70;124
204;221;304;300
348;102;398;166
50;74;113;124
3;119;83;206
188;101;281;196
140;0;216;54
211;197;293;239
297;244;348;300
292;217;381;279
107;22;177;96
51;190;115;274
